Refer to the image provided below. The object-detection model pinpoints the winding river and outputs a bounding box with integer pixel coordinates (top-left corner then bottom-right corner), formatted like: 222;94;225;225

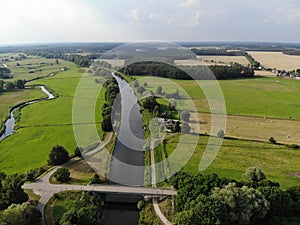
0;86;54;142
102;74;145;225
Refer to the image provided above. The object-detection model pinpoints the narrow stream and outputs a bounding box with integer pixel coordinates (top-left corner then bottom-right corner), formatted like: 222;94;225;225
0;86;54;142
102;74;145;225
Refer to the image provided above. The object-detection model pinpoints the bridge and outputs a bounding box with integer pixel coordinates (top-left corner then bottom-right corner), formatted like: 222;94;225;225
22;183;176;196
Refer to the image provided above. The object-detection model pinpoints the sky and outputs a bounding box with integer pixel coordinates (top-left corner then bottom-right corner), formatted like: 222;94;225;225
0;0;300;44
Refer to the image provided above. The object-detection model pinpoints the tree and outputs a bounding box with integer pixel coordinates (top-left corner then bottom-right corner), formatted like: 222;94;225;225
48;145;69;165
15;80;26;89
0;202;41;225
74;147;83;158
0;80;4;93
181;111;190;122
89;174;101;185
269;137;277;144
243;166;266;183
217;129;225;138
102;115;112;132
0;173;28;210
212;183;269;225
156;86;163;95
173;195;225;225
258;186;292;220
5;82;15;91
54;167;70;182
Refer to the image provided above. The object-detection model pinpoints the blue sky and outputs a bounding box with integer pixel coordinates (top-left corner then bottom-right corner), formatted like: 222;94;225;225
1;0;300;43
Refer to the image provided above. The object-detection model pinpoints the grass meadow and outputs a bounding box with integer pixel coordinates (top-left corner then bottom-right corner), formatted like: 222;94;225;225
0;65;107;173
160;134;300;189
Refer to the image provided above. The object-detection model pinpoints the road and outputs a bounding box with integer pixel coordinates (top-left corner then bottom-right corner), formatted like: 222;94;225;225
23;182;176;196
150;137;173;225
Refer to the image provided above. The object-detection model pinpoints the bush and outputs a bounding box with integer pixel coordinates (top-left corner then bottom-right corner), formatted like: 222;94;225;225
48;145;69;166
137;200;145;210
89;174;101;185
54;167;70;182
269;137;277;144
217;129;225;138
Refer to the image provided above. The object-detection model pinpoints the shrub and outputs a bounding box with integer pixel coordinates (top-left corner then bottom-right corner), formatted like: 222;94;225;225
269;137;277;144
54;167;70;182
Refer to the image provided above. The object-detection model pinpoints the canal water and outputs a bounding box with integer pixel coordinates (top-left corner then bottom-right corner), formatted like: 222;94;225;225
102;74;145;225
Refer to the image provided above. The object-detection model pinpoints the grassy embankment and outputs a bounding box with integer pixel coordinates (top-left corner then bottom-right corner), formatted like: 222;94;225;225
0;58;109;174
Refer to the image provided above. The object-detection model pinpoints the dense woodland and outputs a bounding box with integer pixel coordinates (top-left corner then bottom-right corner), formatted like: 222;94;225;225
0;171;41;225
120;61;254;80
169;167;300;225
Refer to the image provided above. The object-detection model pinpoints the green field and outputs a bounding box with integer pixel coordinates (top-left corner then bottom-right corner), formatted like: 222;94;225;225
0;64;107;173
161;134;300;189
3;56;75;81
135;76;300;120
0;88;46;126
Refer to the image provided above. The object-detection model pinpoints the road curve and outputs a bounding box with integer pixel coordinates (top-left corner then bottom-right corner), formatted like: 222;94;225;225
150;138;173;225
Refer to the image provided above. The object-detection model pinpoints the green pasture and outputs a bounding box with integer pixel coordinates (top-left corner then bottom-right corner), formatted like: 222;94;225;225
134;76;300;120
162;134;300;189
0;88;46;129
0;67;107;173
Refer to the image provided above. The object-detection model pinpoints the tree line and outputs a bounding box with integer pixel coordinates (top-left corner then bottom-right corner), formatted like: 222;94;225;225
120;61;254;80
169;167;300;225
0;79;26;93
101;77;120;132
191;49;246;56
24;50;91;67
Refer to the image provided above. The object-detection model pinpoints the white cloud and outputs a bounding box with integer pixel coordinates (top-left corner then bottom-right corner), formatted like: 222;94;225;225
179;0;199;8
182;10;205;27
127;9;139;23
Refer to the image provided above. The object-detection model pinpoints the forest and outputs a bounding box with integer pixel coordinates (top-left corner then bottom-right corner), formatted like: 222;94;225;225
120;61;254;80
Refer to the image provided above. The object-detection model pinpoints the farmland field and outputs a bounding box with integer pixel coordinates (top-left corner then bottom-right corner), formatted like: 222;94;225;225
174;55;249;66
4;57;76;81
134;76;300;120
248;51;300;71
0;88;46;126
162;134;300;189
0;67;107;173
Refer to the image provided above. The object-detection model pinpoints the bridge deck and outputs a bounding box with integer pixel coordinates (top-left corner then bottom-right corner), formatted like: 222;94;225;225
22;183;177;196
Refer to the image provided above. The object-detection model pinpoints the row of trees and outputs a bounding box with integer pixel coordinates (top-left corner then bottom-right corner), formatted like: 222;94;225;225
0;80;26;94
169;167;300;225
121;61;254;80
191;49;246;56
101;77;120;132
25;51;91;67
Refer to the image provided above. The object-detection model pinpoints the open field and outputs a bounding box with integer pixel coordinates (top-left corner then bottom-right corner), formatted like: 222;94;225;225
254;70;276;77
189;112;300;145
0;67;108;173
248;51;300;71
199;55;249;66
0;88;46;125
134;76;300;120
163;134;300;189
174;55;249;66
4;57;76;81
